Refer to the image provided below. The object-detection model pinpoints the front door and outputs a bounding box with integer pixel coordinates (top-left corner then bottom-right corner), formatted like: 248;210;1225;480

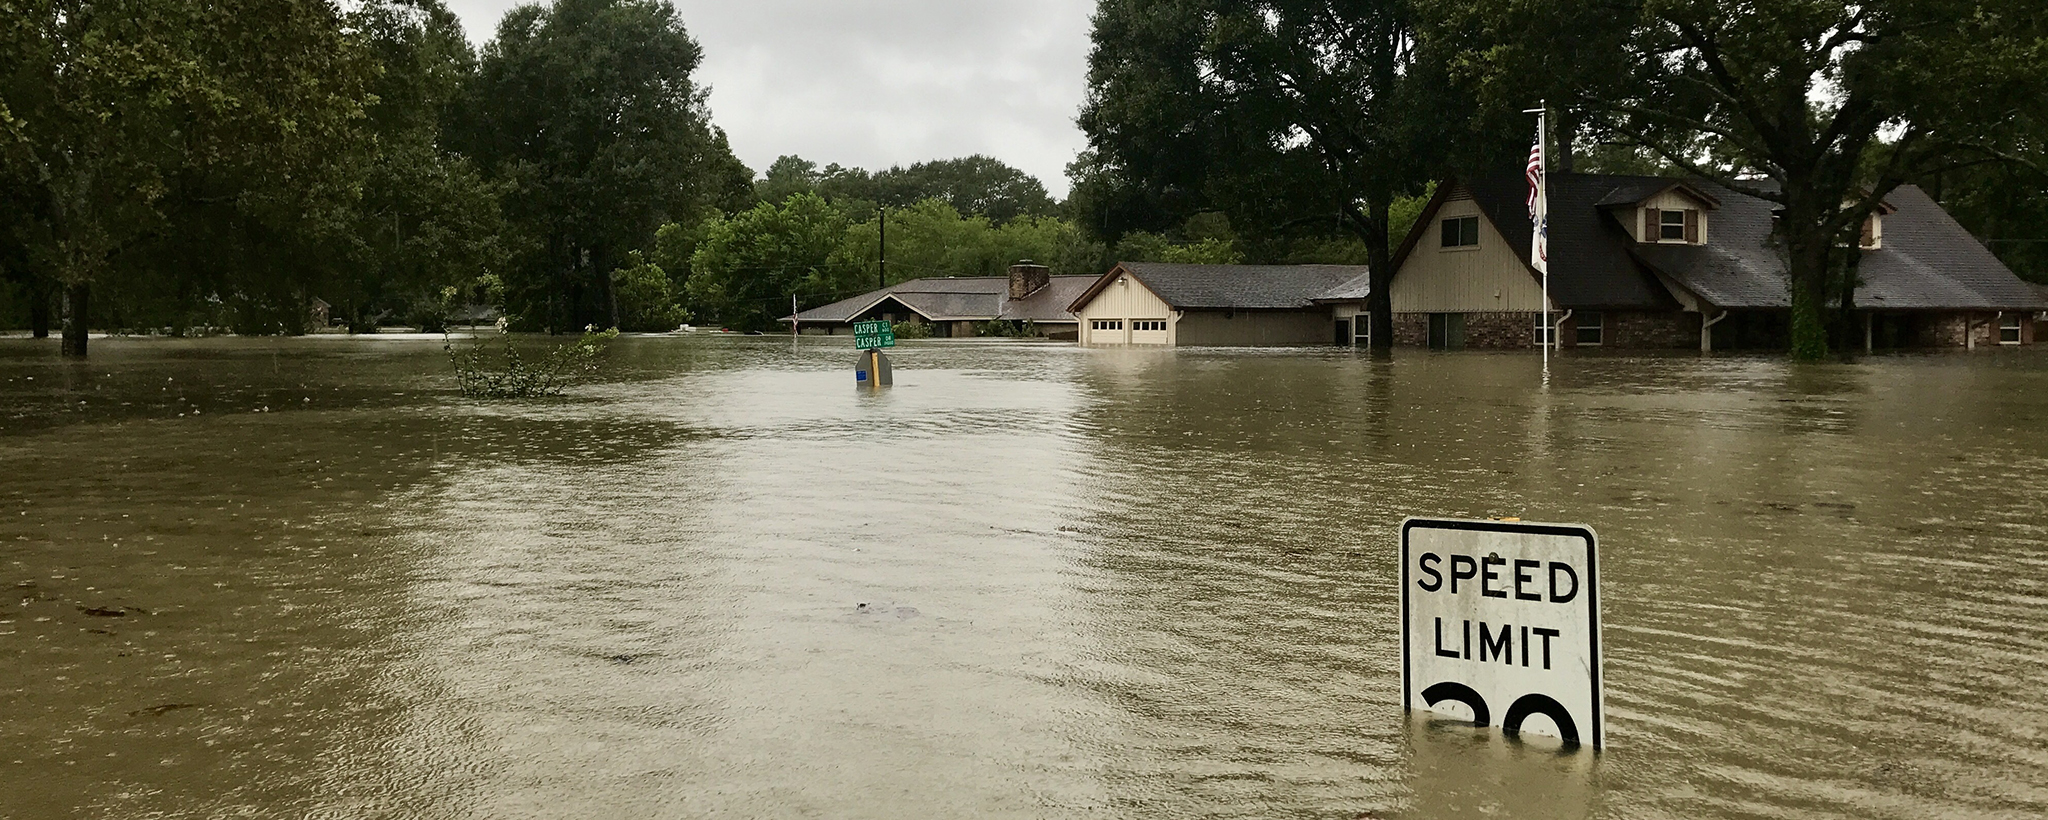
1334;318;1352;346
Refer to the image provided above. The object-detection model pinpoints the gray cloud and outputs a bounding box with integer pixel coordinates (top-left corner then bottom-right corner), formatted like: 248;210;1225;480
443;0;1095;197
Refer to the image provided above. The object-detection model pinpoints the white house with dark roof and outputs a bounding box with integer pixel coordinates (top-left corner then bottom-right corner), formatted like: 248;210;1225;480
1344;172;2047;350
1067;263;1370;346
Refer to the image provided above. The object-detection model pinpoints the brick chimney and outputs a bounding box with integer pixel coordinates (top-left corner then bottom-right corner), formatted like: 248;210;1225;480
1008;261;1051;299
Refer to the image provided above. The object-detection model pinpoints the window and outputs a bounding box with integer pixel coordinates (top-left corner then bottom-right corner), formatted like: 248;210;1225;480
1091;319;1123;331
1861;216;1882;249
1575;312;1604;346
1537;314;1559;347
1131;320;1167;332
1440;216;1479;249
2000;313;2022;345
1659;210;1687;241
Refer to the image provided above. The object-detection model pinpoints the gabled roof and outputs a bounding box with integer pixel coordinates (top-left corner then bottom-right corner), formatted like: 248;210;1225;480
1397;172;2041;312
1633;181;2044;310
1068;263;1370;312
1450;173;1683;309
788;275;1096;324
1594;179;1721;209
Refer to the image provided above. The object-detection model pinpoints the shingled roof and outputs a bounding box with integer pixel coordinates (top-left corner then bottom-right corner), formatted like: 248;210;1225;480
788;275;1096;324
1629;181;2043;310
1069;263;1370;312
1424;172;2043;312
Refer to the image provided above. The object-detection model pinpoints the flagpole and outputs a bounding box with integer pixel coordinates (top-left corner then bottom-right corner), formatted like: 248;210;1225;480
1524;102;1550;377
1540;105;1549;375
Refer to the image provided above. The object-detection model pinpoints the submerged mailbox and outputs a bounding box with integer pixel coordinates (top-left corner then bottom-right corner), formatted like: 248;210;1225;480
1401;517;1603;747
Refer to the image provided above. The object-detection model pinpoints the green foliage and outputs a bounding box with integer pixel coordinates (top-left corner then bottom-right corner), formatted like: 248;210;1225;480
335;0;510;335
1111;232;1242;264
761;154;1057;225
2;0;376;351
446;328;618;398
836;199;1106;286
975;319;1038;338
612;251;687;331
890;319;932;339
462;0;753;332
687;193;852;331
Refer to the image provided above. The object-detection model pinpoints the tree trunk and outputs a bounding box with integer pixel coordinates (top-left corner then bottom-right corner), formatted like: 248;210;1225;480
61;281;90;357
1553;107;1579;175
1785;232;1832;361
28;278;53;339
1833;241;1863;357
1360;198;1394;353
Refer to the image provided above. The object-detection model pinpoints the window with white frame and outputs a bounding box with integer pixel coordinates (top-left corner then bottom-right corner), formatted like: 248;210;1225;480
1091;319;1123;331
2000;313;2022;344
1659;210;1687;241
1575;312;1604;345
1131;320;1167;332
1537;315;1559;347
1440;216;1479;249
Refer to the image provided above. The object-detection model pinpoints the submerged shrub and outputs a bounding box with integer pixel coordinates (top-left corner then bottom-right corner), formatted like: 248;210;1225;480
891;319;931;339
446;328;619;398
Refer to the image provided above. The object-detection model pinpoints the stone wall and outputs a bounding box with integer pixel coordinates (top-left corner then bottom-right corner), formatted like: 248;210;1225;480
1565;311;1697;349
1392;313;1428;346
1463;312;1538;348
1910;312;2024;348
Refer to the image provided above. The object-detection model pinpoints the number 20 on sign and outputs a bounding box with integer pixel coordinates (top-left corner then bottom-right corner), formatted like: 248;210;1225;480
1400;518;1604;748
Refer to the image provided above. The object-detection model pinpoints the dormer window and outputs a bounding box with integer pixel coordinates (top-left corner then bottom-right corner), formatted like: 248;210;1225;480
1861;214;1882;249
1644;207;1700;244
1659;210;1686;240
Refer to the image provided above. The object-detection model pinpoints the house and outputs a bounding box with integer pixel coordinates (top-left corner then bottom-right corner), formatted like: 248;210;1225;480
1066;263;1371;346
786;263;1096;339
1336;173;2046;350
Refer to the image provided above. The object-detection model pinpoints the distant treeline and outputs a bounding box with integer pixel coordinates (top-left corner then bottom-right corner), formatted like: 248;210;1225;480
5;0;2045;358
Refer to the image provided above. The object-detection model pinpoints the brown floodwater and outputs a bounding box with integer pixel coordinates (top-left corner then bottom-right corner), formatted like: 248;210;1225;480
2;333;2045;819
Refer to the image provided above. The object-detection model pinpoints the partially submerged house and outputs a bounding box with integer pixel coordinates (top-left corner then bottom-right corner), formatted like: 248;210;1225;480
787;263;1095;339
1334;173;2045;350
1067;263;1371;346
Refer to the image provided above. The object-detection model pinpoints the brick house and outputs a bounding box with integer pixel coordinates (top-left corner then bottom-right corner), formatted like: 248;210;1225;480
1335;173;2046;350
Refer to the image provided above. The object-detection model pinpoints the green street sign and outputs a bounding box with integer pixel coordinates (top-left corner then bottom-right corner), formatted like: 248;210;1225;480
853;319;896;350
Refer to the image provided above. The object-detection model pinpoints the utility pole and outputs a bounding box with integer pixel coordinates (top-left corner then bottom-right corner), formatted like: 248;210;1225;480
878;207;887;290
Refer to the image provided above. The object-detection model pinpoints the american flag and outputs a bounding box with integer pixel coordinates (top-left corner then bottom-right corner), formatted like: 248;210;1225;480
1527;138;1548;273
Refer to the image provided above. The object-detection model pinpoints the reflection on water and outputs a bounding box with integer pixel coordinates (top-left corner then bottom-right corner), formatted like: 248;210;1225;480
2;336;2045;818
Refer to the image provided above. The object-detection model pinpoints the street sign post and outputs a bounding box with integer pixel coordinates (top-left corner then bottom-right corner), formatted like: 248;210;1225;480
1400;518;1602;747
853;319;896;351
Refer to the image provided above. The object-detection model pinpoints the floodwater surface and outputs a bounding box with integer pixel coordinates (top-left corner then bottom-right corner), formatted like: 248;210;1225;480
2;334;2045;819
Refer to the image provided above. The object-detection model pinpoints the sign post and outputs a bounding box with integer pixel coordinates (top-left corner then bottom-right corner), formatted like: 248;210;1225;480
853;319;896;387
1400;517;1602;747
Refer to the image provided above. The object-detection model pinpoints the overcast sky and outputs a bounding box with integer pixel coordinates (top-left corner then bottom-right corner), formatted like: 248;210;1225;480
442;0;1096;198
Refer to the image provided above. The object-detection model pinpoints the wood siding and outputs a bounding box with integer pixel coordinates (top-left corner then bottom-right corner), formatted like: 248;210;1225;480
1075;274;1176;345
1174;309;1334;346
1391;196;1549;313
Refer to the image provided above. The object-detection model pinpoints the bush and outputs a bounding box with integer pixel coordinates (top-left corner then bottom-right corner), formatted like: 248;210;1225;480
891;319;932;339
613;252;688;331
446;328;618;398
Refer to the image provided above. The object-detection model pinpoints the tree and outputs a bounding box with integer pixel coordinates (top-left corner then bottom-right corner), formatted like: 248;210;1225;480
339;0;510;332
1455;0;2048;358
1080;0;1473;351
2;0;373;353
611;250;686;331
686;193;851;331
463;0;752;332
